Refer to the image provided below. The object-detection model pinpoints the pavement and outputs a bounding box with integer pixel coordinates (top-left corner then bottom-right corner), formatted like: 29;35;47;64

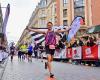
1;56;100;80
0;58;8;80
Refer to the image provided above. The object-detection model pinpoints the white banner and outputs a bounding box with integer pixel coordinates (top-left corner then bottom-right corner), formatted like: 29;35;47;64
98;45;100;59
72;46;82;59
54;48;66;59
3;4;10;33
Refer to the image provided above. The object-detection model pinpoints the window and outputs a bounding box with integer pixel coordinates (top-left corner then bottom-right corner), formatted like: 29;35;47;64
46;0;47;4
74;0;85;24
63;9;67;17
42;0;46;6
63;20;68;26
63;0;68;7
54;17;57;24
74;0;84;8
41;10;45;14
74;7;84;17
54;4;56;14
41;18;45;26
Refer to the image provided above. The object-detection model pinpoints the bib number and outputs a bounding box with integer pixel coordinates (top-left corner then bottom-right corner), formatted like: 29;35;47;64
49;45;55;49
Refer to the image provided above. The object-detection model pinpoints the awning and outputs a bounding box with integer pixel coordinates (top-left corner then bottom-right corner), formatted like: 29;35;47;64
87;25;100;34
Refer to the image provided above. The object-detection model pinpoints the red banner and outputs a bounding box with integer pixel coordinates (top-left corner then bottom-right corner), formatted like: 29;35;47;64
66;48;72;59
82;45;98;60
72;47;82;60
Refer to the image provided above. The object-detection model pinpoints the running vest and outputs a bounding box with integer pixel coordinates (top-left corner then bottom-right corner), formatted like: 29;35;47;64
45;31;56;45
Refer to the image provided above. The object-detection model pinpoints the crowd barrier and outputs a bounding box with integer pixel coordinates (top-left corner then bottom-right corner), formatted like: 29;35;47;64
66;45;100;60
33;45;100;62
0;51;8;62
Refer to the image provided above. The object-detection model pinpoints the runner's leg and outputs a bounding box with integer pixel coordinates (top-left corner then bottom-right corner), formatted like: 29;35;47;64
47;54;52;73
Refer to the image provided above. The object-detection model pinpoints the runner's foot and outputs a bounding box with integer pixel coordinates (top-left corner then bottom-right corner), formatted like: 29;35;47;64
50;73;54;78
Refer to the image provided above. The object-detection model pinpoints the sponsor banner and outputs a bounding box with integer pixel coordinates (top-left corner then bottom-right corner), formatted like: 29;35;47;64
82;45;98;60
3;4;10;33
54;49;66;59
0;51;3;61
66;48;72;59
98;45;100;59
72;46;82;60
67;17;82;42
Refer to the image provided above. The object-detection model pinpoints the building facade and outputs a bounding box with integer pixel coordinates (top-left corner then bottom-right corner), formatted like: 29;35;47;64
18;0;47;46
18;0;100;45
68;0;100;35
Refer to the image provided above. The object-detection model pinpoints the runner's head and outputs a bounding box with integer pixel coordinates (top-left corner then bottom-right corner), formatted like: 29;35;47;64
47;22;53;30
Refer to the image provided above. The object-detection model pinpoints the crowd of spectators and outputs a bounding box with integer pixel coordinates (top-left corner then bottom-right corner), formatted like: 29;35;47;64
67;35;100;48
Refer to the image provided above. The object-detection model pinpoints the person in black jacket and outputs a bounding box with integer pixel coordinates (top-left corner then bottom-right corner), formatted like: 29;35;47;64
78;38;84;46
34;44;38;59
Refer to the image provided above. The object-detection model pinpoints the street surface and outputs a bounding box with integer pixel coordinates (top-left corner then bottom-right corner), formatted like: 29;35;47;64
1;56;100;80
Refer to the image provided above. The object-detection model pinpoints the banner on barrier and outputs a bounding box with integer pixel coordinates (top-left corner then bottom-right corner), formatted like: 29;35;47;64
83;45;98;60
54;49;66;59
66;48;72;59
98;45;100;59
72;47;82;59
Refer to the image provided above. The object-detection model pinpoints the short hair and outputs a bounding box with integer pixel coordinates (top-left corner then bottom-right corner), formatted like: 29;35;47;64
47;22;53;25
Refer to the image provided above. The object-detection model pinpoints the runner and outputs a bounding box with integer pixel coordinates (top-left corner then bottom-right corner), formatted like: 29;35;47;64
28;44;33;62
18;48;22;61
33;43;39;59
10;44;15;62
27;22;67;78
38;44;44;62
20;44;28;60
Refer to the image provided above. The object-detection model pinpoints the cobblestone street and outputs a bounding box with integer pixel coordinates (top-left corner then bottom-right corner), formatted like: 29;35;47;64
0;56;100;80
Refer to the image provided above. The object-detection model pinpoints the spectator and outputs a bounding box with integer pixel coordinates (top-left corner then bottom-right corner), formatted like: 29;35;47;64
34;44;38;59
89;37;95;46
78;38;84;46
71;40;78;47
87;37;95;47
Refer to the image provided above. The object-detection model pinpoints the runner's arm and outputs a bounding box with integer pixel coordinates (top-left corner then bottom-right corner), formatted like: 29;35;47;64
55;29;68;33
26;27;46;34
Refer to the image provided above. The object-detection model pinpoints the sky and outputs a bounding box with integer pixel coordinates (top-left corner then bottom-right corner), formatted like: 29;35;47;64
1;0;40;44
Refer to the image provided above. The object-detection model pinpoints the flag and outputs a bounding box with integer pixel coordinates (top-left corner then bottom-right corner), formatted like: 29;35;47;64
67;16;82;42
2;4;10;33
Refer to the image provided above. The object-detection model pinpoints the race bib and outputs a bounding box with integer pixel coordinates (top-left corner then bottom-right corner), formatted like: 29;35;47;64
49;45;55;49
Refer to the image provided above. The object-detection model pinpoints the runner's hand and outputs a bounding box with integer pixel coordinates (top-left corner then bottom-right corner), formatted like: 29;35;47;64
26;27;32;31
